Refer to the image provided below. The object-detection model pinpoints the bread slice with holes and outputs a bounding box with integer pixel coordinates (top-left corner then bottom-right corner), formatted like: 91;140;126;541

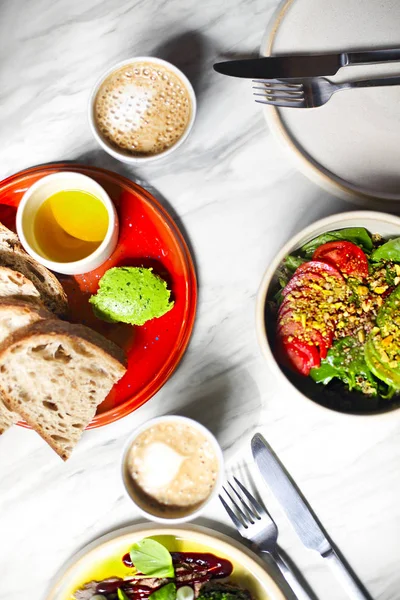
0;265;42;304
0;223;68;316
0;319;127;459
0;300;53;434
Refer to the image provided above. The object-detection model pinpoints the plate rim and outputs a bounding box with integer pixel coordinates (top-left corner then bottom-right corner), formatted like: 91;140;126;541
261;0;400;205
0;163;197;428
44;522;287;600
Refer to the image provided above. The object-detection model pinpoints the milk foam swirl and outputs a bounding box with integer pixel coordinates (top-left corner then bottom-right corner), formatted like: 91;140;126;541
94;62;192;157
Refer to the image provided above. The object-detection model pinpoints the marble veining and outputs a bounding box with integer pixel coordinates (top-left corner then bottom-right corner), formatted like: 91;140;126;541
0;1;399;599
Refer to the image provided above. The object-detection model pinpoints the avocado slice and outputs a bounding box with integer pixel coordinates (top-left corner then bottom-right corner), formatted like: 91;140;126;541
376;285;400;336
364;334;400;388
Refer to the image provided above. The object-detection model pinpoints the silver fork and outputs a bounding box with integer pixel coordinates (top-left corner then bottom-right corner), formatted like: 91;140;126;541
253;75;400;108
220;477;314;600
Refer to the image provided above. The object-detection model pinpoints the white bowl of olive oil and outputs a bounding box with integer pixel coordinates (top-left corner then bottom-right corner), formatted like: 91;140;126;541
16;172;118;275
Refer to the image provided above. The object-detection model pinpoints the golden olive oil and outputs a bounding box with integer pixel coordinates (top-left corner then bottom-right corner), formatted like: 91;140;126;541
34;190;109;262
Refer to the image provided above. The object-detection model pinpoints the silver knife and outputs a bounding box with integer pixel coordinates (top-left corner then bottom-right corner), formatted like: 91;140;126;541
214;48;400;79
251;433;372;600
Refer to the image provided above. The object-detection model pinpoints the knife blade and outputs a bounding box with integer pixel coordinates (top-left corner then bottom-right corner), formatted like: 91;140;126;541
252;433;372;600
251;433;330;554
214;47;400;79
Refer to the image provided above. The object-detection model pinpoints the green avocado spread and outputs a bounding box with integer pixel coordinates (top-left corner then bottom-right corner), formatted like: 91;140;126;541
89;266;174;326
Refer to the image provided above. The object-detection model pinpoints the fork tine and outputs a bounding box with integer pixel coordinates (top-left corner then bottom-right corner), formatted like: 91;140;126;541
252;79;303;89
222;485;252;525
219;493;247;531
255;98;305;108
228;481;258;522
233;477;266;518
253;86;304;96
253;91;304;100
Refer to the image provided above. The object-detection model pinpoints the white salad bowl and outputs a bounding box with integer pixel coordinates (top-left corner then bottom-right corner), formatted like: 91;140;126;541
256;210;400;417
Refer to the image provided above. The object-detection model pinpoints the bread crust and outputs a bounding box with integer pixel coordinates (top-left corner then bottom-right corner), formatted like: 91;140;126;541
0;223;68;316
0;300;54;433
0;319;127;459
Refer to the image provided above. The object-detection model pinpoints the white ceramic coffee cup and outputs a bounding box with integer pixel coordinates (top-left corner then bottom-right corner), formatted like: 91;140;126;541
121;415;224;524
16;172;118;275
88;56;197;164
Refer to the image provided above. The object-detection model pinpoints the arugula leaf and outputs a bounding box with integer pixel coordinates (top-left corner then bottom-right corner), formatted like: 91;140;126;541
274;255;307;304
386;264;396;286
300;227;373;256
371;237;400;262
118;590;130;600
150;583;177;600
129;539;174;578
310;337;378;395
283;254;306;273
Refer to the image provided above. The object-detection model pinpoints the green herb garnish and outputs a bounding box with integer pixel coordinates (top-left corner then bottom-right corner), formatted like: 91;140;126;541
150;583;177;600
310;337;378;396
118;590;131;600
129;538;174;578
372;237;400;262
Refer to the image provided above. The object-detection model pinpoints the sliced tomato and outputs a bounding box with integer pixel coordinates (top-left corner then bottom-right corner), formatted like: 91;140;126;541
312;241;369;279
278;286;314;317
277;318;329;359
294;260;344;280
278;336;320;375
282;271;326;296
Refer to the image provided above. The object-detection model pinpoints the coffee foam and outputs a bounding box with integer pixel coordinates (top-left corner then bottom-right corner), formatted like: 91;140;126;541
94;62;192;157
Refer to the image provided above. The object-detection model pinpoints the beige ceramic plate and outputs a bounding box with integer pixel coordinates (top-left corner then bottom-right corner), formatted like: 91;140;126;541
261;0;400;204
46;524;286;600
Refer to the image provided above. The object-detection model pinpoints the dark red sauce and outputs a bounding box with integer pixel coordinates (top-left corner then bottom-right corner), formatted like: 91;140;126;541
171;552;233;578
123;552;133;567
122;551;232;579
115;551;233;598
124;585;155;599
96;579;124;593
96;580;154;598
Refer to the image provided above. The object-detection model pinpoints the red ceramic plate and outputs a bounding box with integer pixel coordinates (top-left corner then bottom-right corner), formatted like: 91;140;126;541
0;164;197;428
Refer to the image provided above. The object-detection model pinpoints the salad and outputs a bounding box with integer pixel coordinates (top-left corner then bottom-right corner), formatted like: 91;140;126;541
73;538;252;600
270;227;400;410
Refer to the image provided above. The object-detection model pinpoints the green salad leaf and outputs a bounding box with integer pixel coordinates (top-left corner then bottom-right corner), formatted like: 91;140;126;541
371;237;400;263
283;254;306;273
300;227;373;256
118;591;130;600
310;337;378;396
129;539;174;578
150;583;177;600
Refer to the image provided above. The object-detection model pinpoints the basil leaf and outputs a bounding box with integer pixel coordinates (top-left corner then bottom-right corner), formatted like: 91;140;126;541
150;583;177;600
300;227;373;256
371;237;400;262
130;539;174;578
118;590;130;600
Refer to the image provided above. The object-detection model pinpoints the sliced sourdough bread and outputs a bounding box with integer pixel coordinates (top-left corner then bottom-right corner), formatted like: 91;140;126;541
0;266;41;304
0;223;68;316
0;300;53;434
0;319;127;459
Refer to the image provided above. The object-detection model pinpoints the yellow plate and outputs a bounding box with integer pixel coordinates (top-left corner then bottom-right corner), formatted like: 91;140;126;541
46;524;287;600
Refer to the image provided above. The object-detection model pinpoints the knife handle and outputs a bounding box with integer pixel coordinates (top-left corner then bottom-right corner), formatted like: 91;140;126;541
346;48;400;66
323;549;372;600
270;550;313;600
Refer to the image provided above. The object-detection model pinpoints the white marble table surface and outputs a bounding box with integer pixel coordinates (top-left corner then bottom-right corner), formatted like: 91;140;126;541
1;1;400;599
